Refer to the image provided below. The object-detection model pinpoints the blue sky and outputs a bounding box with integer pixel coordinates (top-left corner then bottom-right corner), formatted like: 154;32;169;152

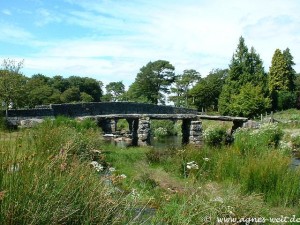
1;0;300;87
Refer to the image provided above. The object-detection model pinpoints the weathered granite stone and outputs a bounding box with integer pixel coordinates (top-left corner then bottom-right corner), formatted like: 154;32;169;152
20;118;44;128
137;118;151;146
189;120;203;145
242;120;260;129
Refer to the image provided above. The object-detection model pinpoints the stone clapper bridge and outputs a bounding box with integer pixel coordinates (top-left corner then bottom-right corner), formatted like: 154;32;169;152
6;102;248;146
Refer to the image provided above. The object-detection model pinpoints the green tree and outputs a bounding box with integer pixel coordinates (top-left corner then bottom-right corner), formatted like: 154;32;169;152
190;69;227;111
268;49;294;109
49;75;69;93
127;60;175;104
283;48;296;91
105;81;125;102
169;69;200;107
25;74;54;107
66;76;102;102
218;37;269;117
0;59;27;117
80;92;94;102
231;83;271;117
268;49;290;93
60;87;81;103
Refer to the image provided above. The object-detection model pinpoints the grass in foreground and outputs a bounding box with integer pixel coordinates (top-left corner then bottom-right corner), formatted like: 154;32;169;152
1;116;300;224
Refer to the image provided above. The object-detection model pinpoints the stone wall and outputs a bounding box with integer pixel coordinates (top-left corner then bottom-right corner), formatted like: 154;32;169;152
6;102;198;126
51;102;197;117
5;108;54;126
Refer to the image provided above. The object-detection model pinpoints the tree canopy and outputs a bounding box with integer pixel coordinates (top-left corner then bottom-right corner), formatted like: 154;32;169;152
127;60;175;104
218;37;270;117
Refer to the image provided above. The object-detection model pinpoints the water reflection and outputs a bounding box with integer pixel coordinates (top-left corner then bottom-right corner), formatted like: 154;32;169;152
105;135;183;149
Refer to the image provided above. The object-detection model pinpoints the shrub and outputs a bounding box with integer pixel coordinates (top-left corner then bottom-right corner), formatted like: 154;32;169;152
234;123;283;155
154;127;168;139
277;91;297;110
117;119;129;131
290;134;300;149
203;126;227;146
151;120;177;138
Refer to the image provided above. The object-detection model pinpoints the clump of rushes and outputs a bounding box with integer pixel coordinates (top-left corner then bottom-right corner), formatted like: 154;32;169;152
0;119;138;224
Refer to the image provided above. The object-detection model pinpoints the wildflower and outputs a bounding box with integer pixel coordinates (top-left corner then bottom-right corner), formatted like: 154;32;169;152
109;167;116;172
203;157;210;162
89;161;104;172
119;174;127;179
131;189;140;198
186;161;199;170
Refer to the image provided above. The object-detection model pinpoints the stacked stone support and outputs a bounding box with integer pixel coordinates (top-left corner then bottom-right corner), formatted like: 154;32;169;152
182;119;191;145
189;120;202;145
137;117;151;146
100;118;118;133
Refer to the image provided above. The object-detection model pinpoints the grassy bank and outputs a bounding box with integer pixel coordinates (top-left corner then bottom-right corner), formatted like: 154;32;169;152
1;116;300;224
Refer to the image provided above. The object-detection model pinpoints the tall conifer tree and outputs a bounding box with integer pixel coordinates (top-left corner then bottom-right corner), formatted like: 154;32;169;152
218;37;269;117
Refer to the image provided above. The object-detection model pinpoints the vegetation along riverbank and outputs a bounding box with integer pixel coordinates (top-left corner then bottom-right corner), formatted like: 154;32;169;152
1;111;300;224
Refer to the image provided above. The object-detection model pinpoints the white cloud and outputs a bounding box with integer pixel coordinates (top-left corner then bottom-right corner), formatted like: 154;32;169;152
1;0;300;85
2;9;12;16
35;8;62;26
0;23;33;43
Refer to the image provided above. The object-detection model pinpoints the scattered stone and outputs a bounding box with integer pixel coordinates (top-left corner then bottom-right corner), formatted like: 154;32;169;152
242;120;260;129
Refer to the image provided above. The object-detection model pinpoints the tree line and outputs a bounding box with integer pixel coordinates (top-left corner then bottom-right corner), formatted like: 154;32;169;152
1;36;299;118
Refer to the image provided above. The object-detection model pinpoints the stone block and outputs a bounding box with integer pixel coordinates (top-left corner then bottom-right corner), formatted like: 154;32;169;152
20;119;44;128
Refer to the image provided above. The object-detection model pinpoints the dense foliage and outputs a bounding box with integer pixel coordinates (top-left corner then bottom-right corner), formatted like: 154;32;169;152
218;37;270;117
127;60;175;104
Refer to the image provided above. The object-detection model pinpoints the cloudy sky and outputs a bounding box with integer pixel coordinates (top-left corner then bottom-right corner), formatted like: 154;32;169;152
1;0;300;86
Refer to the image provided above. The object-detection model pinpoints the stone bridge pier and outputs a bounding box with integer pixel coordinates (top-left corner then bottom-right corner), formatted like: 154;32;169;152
98;116;203;146
182;119;203;145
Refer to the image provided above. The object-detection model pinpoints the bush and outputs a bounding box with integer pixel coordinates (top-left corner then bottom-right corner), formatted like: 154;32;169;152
203;126;227;146
290;134;300;149
117;119;129;131
151;120;177;138
277;91;297;110
153;127;168;139
234;123;283;155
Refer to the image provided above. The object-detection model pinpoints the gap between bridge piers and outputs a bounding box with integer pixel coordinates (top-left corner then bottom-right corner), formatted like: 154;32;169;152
77;114;248;146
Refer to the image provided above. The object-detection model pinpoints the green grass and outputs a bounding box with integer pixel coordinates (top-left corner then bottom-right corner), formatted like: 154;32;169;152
0;120;137;224
1;115;300;224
